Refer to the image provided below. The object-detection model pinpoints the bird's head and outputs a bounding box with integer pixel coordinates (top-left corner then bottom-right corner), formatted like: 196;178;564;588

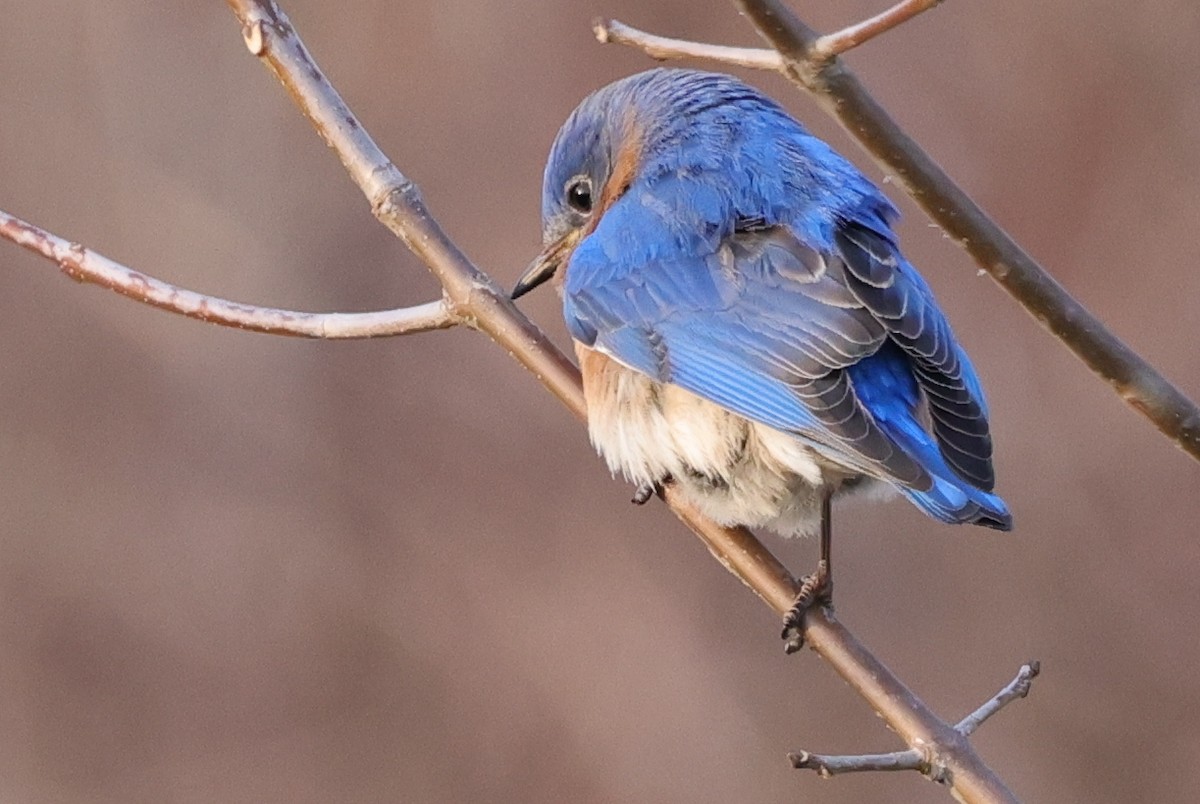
512;68;782;299
511;73;643;299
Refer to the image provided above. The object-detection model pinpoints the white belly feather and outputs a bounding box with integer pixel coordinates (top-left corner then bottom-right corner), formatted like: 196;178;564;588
577;345;887;538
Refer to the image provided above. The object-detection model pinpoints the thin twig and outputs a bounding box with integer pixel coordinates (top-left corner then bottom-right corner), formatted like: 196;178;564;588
0;209;457;339
593;19;782;70
594;2;944;72
598;8;1200;465
811;0;942;61
789;748;927;777
956;662;1041;737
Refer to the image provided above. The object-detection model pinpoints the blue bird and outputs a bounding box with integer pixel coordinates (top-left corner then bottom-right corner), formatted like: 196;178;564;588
512;69;1011;649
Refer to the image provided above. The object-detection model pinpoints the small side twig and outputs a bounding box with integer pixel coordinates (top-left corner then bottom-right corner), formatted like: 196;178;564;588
811;0;942;61
0;210;458;339
789;748;927;777
956;661;1041;737
789;662;1040;784
592;19;782;70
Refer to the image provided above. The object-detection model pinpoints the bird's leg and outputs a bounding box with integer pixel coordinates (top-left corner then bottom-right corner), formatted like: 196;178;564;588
781;491;834;654
631;477;670;505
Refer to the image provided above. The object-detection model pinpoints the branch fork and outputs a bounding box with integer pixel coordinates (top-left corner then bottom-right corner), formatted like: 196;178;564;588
789;662;1040;782
594;0;940;72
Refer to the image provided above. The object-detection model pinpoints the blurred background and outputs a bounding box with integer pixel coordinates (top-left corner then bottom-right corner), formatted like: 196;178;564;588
1;1;1198;801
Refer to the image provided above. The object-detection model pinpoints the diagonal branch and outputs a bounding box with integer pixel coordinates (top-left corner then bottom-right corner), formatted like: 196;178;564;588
734;0;1200;464
595;4;1200;465
0;209;457;338
230;0;585;414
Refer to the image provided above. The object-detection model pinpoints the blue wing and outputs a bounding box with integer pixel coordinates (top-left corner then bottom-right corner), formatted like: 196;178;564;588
564;191;1010;529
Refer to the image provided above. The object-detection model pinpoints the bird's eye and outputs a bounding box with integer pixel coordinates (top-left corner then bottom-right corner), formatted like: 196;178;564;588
566;177;593;215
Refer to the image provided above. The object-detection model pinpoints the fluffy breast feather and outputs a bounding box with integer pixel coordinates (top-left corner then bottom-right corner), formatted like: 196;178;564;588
577;344;887;537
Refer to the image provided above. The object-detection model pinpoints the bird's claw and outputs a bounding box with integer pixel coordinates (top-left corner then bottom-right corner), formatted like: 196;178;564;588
631;480;665;505
781;560;832;654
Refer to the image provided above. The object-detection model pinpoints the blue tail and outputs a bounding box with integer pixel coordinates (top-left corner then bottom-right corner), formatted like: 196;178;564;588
850;347;1012;531
888;414;1012;530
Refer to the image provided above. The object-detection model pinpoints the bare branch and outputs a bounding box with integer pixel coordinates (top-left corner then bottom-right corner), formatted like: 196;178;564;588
657;496;1020;803
811;0;942;61
956;662;1041;737
592;19;782;70
594;2;945;73
226;0;586;415
0;209;456;339
786;661;1040;787
789;748;927;777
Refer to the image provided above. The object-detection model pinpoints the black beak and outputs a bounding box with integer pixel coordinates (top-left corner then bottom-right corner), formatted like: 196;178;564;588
511;234;576;300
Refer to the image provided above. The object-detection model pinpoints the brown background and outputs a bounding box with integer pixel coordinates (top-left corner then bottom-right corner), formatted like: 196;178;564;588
2;1;1198;802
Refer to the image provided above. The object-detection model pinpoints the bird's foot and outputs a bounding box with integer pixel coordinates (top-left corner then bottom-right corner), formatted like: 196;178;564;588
631;479;667;505
781;560;832;655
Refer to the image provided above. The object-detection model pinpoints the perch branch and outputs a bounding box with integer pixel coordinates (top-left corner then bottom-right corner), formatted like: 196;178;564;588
788;661;1040;784
0;210;456;338
594;3;1200;465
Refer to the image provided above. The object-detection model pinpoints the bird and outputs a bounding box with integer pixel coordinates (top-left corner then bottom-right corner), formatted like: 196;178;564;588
511;68;1011;651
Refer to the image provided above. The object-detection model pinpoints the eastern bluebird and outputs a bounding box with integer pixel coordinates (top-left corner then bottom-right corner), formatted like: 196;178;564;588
512;69;1011;648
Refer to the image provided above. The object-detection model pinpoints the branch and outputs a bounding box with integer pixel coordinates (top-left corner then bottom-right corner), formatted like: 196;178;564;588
592;1;942;69
811;0;942;61
789;748;926;777
788;662;1040;785
956;661;1040;737
592;19;782;70
595;4;1200;465
229;0;585;415
0;210;456;339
